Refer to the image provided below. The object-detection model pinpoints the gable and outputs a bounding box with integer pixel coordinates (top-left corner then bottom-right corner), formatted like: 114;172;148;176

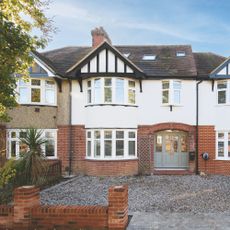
66;41;145;79
210;57;230;78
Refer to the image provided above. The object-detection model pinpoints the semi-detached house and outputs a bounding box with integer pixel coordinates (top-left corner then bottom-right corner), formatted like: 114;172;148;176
1;27;230;176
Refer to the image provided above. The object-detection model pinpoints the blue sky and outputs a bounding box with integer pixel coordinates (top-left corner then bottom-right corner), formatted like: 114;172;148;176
44;0;230;56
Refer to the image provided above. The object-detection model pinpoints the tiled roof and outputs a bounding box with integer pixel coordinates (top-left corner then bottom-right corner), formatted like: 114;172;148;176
40;45;226;79
193;52;226;78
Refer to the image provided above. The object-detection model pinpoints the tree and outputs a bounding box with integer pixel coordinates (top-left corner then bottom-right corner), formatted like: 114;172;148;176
0;0;55;121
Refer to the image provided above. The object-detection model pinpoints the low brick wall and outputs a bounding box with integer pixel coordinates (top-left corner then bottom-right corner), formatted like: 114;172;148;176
0;185;128;230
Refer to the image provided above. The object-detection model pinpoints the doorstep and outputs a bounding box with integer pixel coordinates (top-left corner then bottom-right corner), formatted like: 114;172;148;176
152;169;193;175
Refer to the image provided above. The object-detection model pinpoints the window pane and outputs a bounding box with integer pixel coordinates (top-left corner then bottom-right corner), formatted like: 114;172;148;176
218;133;224;139
128;81;135;88
105;78;112;86
218;91;226;104
104;88;112;102
129;131;135;138
94;79;101;103
181;136;187;152
31;63;40;73
94;131;100;139
19;132;27;138
116;140;124;156
162;90;169;104
19;88;29;103
87;81;91;88
19;79;28;86
11;132;16;138
105;130;112;139
94;140;100;157
11;141;16;157
128;141;135;156
87;89;92;103
165;135;171;153
45;80;55;88
162;81;169;89
173;81;181;90
174;90;180;104
19;142;28;154
31;79;41;86
87;131;91;138
116;131;124;139
218;141;224;157
45;132;54;138
228;133;230;157
105;140;112;157
128;89;135;104
116;79;124;103
87;141;91;157
217;82;227;89
172;136;179;152
31;88;41;102
156;135;162;152
45;139;55;157
45;89;55;104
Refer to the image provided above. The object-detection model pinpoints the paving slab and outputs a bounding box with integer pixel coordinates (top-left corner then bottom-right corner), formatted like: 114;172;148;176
127;212;230;230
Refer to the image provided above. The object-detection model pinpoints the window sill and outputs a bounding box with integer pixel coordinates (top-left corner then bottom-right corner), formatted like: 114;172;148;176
214;158;230;161
161;104;183;107
215;104;230;107
85;104;138;108
85;157;138;161
19;104;57;107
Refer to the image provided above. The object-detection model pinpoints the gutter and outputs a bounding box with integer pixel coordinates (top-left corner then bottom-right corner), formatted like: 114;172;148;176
68;80;73;176
196;80;203;175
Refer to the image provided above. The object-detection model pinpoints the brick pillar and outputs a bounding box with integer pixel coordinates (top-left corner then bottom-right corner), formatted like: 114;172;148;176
13;186;40;229
108;185;128;230
0;125;6;167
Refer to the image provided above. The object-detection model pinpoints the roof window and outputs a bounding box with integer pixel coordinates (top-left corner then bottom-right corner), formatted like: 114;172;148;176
142;54;156;61
176;51;186;57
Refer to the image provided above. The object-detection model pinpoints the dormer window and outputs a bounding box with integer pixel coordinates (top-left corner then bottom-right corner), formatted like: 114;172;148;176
176;51;186;57
142;54;156;61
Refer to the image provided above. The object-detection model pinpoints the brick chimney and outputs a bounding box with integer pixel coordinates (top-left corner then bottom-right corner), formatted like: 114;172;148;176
91;27;112;48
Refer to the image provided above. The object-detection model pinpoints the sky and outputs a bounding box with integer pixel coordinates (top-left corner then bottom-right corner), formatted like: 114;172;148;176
43;0;230;56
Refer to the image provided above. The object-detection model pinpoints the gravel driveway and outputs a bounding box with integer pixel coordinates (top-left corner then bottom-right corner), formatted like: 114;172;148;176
41;175;230;214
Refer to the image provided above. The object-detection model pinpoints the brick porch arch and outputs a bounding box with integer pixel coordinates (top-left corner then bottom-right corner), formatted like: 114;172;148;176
138;123;196;175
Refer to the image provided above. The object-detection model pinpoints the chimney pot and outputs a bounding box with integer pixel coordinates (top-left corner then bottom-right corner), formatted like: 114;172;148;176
91;26;111;48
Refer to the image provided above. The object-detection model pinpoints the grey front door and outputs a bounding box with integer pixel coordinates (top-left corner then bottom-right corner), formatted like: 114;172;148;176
154;131;189;169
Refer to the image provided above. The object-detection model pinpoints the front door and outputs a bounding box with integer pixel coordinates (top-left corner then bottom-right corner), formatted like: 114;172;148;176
154;131;189;169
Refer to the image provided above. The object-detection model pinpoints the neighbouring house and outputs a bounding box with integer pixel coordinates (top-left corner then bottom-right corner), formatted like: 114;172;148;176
1;27;230;176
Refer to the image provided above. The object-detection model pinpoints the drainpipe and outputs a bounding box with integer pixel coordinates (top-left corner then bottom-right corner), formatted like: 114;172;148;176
196;80;203;175
68;80;73;176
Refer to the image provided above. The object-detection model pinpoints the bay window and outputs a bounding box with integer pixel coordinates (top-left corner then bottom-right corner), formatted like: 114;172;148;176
86;129;137;159
216;131;230;160
18;78;56;105
87;78;136;105
7;129;57;159
162;80;181;105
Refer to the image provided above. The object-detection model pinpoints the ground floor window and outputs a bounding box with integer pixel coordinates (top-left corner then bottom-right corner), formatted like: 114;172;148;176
216;131;230;160
7;129;57;159
86;129;137;160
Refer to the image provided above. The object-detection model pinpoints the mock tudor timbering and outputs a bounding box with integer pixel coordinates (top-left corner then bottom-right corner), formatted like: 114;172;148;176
1;27;230;176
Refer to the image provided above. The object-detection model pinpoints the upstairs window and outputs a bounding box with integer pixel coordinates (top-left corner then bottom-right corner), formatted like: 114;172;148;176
18;78;56;105
30;62;47;74
162;80;181;105
217;81;227;104
87;78;136;105
176;51;186;57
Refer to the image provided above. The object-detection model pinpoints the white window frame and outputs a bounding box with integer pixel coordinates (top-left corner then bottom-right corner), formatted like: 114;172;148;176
86;77;136;105
86;129;137;160
216;80;229;105
162;80;182;106
17;78;57;106
216;131;230;160
7;129;57;159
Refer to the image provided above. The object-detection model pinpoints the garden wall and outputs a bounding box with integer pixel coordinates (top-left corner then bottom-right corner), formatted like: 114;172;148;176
0;185;128;230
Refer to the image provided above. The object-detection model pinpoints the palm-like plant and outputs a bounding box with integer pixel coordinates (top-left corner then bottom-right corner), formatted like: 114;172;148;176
18;128;49;186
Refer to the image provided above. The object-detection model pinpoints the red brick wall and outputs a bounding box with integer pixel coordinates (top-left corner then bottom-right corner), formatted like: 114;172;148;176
0;185;128;230
84;159;138;176
138;122;196;174
198;126;230;175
